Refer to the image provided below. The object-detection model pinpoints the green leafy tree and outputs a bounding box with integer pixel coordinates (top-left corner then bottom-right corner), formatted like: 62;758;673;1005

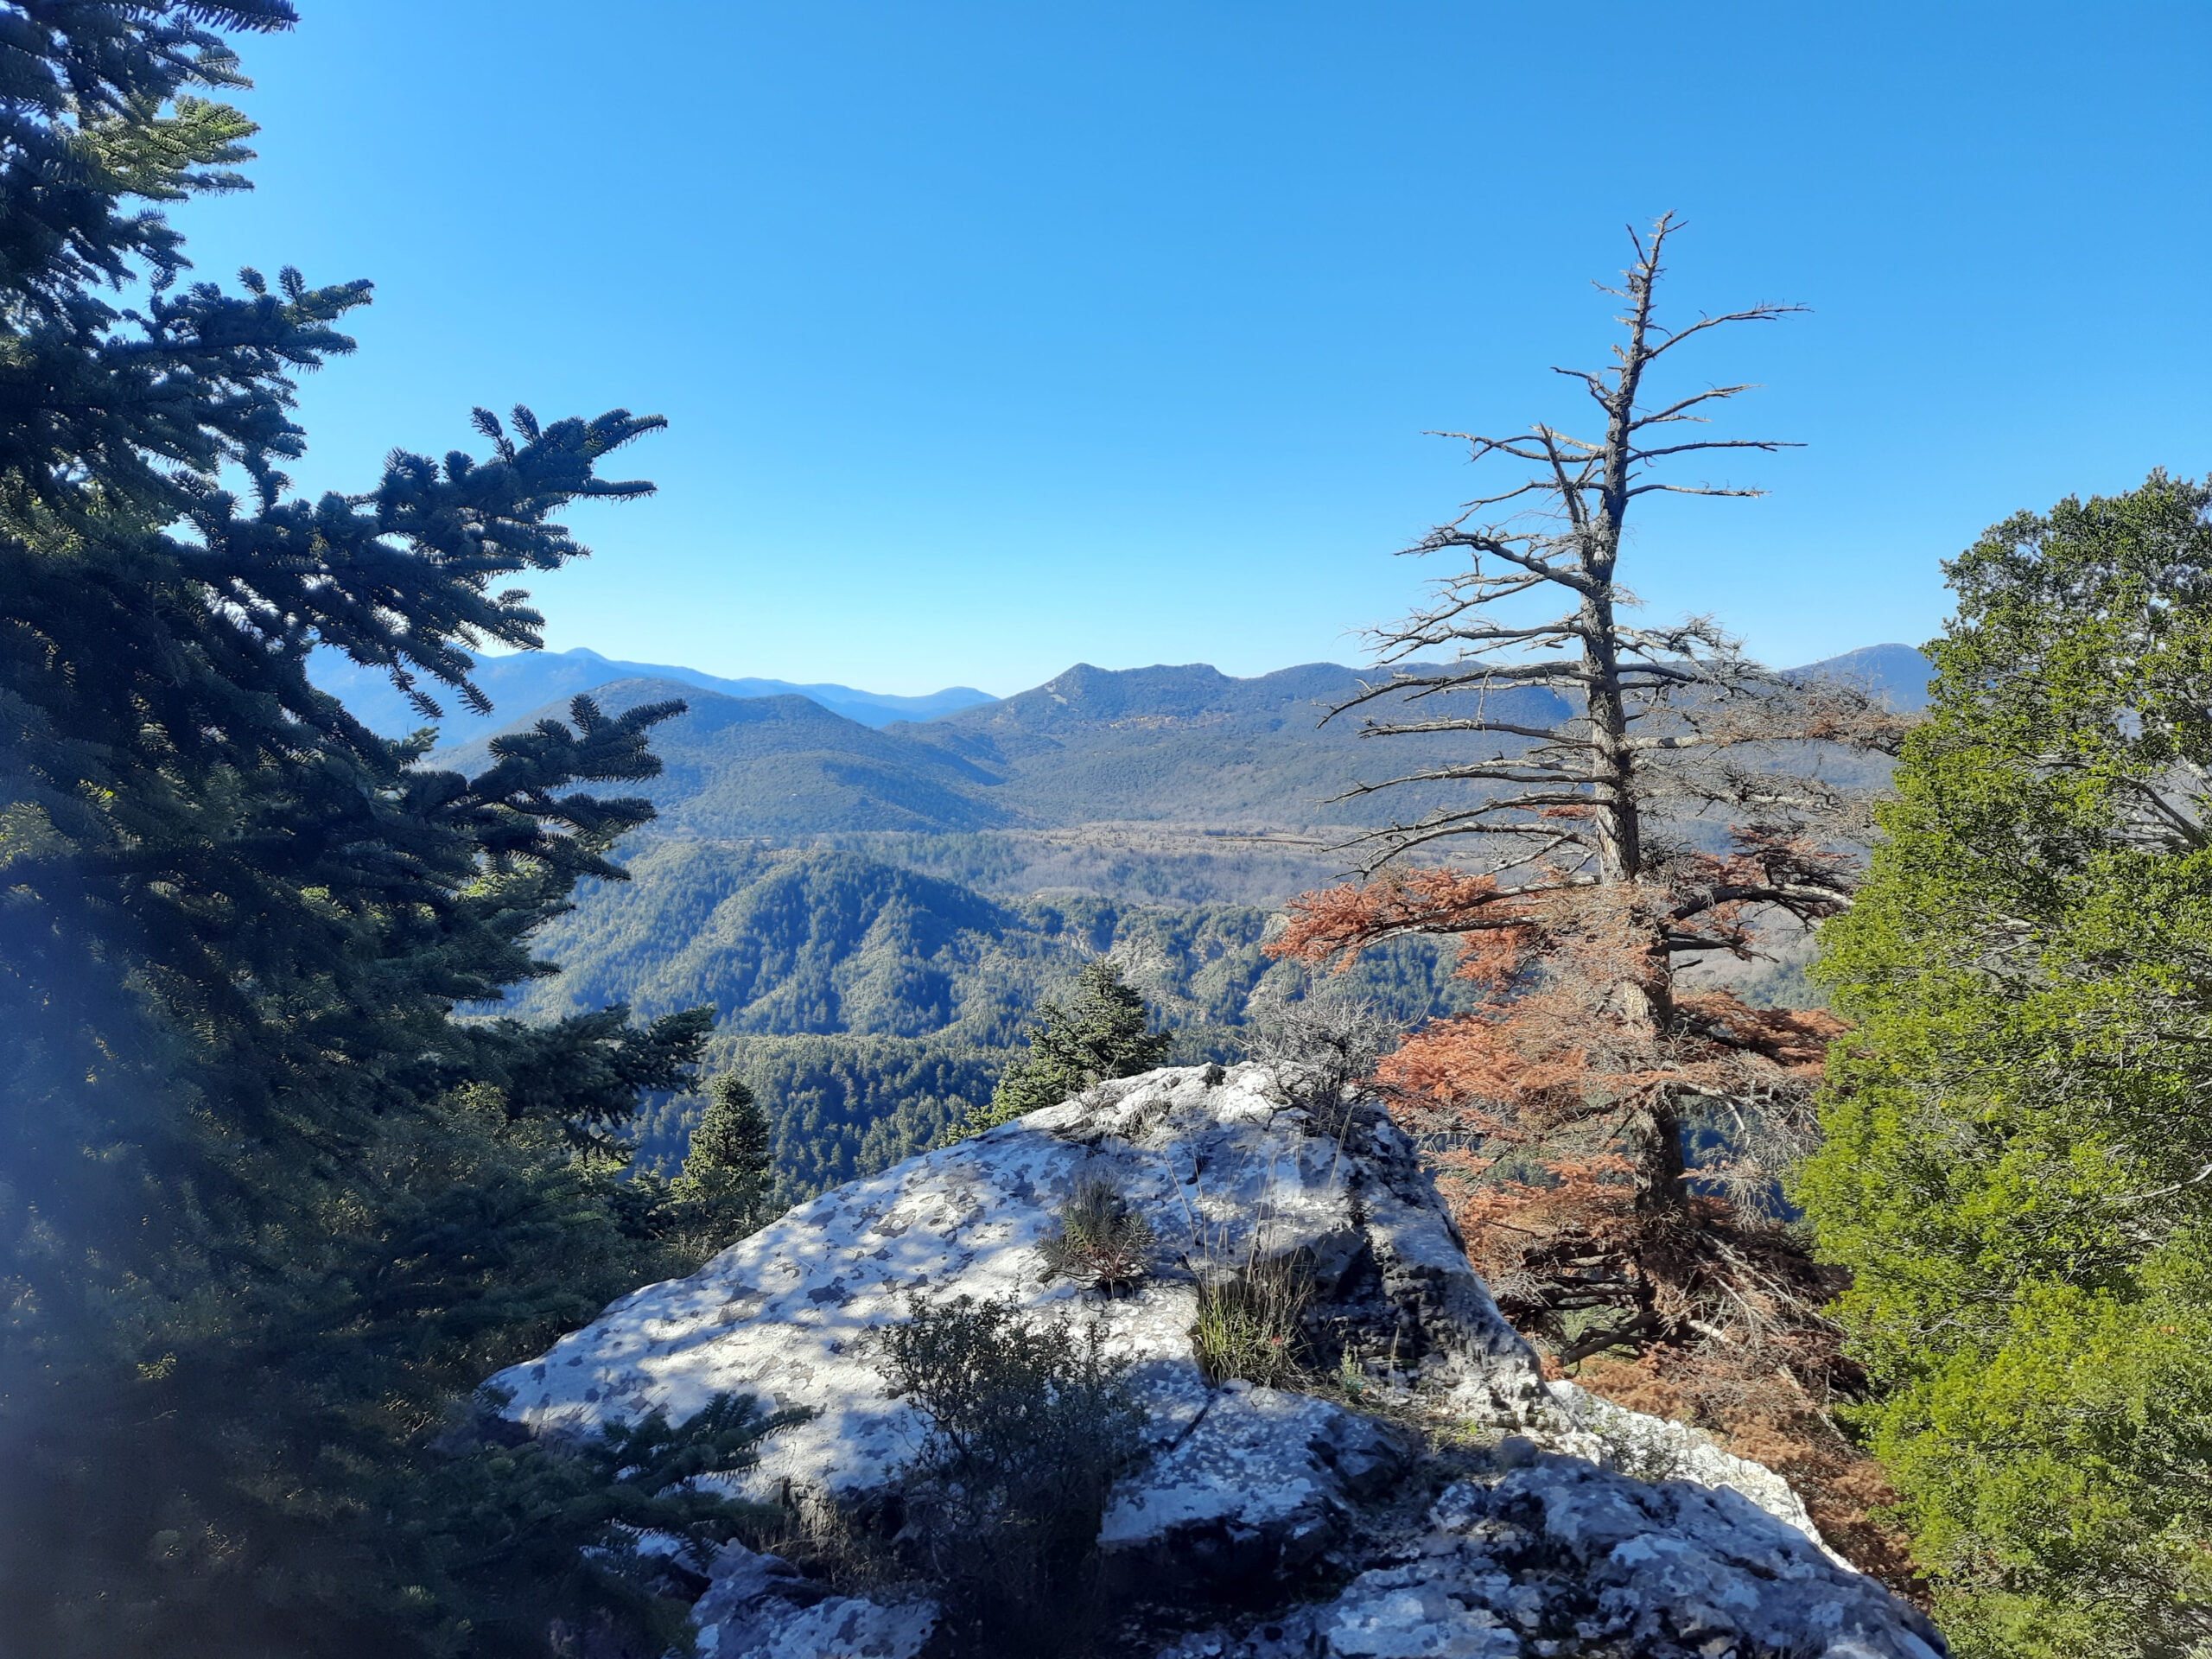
666;1074;778;1248
957;960;1170;1135
1800;472;2212;1656
0;6;782;1653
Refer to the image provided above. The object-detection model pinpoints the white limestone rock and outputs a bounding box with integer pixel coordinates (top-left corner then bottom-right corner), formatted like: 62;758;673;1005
486;1062;1545;1539
691;1541;935;1659
485;1060;1945;1656
1098;1378;1408;1592
1538;1379;1840;1562
1156;1459;1947;1659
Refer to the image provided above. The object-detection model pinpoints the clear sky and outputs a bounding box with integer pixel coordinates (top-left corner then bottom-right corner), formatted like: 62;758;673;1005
181;2;2209;697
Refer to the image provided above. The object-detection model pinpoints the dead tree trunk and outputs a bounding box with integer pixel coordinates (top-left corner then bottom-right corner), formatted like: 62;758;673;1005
1281;213;1912;1228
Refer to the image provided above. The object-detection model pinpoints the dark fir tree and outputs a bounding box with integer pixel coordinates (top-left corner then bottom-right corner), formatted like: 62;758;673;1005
0;6;780;1654
959;960;1171;1135
669;1074;778;1245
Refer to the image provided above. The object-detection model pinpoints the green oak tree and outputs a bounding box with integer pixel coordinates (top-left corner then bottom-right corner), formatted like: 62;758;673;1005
1800;472;2212;1657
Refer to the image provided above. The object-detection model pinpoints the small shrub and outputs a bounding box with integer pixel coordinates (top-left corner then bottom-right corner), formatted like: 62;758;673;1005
874;1294;1147;1656
1244;987;1403;1128
1337;1344;1368;1399
1190;1251;1313;1388
1038;1178;1156;1294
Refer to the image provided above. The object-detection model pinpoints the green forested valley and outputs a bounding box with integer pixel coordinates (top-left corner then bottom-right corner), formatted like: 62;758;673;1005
512;840;1474;1205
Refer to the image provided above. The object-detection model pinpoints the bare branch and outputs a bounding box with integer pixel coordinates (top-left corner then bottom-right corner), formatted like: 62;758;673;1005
1639;302;1808;361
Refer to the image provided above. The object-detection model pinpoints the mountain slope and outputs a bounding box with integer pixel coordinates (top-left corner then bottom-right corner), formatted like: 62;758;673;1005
505;841;1467;1043
424;650;1929;842
435;678;1014;836
309;645;995;740
509;841;1477;1202
1789;643;1934;711
898;660;1570;830
432;661;1571;837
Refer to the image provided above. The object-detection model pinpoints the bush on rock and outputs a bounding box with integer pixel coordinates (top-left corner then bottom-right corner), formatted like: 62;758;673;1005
873;1294;1147;1656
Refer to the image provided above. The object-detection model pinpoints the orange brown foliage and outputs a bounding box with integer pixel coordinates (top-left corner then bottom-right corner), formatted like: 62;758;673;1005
1271;853;1878;1568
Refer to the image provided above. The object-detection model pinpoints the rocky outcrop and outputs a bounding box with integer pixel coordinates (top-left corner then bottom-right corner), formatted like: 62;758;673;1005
1097;1377;1409;1595
690;1541;936;1659
486;1063;1943;1656
1159;1459;1946;1659
490;1062;1542;1565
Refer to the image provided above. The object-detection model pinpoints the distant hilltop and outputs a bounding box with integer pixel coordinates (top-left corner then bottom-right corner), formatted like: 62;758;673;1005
1789;643;1933;710
342;645;1933;842
308;645;998;739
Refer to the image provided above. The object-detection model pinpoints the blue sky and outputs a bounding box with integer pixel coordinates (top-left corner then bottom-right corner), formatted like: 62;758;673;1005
184;2;2208;696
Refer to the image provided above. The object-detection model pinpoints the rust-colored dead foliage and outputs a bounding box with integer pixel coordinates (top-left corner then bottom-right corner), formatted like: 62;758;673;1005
1274;218;1921;1581
1269;866;1902;1579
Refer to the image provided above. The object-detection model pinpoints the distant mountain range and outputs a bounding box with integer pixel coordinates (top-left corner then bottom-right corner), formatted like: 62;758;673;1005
412;645;1932;842
308;645;996;738
431;664;1566;836
425;645;1926;1198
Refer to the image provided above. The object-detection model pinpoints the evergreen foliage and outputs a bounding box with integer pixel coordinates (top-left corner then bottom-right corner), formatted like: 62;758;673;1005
666;1074;776;1248
408;1391;809;1655
874;1294;1145;1655
958;959;1170;1135
1800;473;2212;1656
0;7;775;1652
633;1033;1010;1200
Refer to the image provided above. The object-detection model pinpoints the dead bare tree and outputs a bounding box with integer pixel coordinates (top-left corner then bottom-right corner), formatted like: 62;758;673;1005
1273;215;1916;1381
1332;212;1908;893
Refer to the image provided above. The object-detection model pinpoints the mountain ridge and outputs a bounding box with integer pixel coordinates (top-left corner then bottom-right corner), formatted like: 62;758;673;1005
308;645;996;741
412;645;1931;842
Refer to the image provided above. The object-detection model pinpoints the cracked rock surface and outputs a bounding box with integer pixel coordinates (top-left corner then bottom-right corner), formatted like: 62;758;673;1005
485;1063;1944;1656
488;1061;1545;1548
1155;1460;1948;1659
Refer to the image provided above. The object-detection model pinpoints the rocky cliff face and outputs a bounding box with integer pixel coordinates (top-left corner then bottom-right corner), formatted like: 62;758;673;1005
489;1064;1944;1658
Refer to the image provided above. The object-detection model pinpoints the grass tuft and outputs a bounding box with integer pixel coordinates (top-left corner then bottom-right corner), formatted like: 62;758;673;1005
1037;1177;1156;1294
1190;1250;1313;1388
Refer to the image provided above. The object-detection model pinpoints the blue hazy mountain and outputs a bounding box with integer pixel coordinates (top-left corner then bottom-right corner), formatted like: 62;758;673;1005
1789;643;1934;711
428;662;1570;837
308;645;996;739
408;646;1934;840
429;677;1018;836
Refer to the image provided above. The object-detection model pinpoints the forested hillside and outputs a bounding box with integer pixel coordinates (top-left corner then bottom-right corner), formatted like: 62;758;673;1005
506;841;1476;1203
